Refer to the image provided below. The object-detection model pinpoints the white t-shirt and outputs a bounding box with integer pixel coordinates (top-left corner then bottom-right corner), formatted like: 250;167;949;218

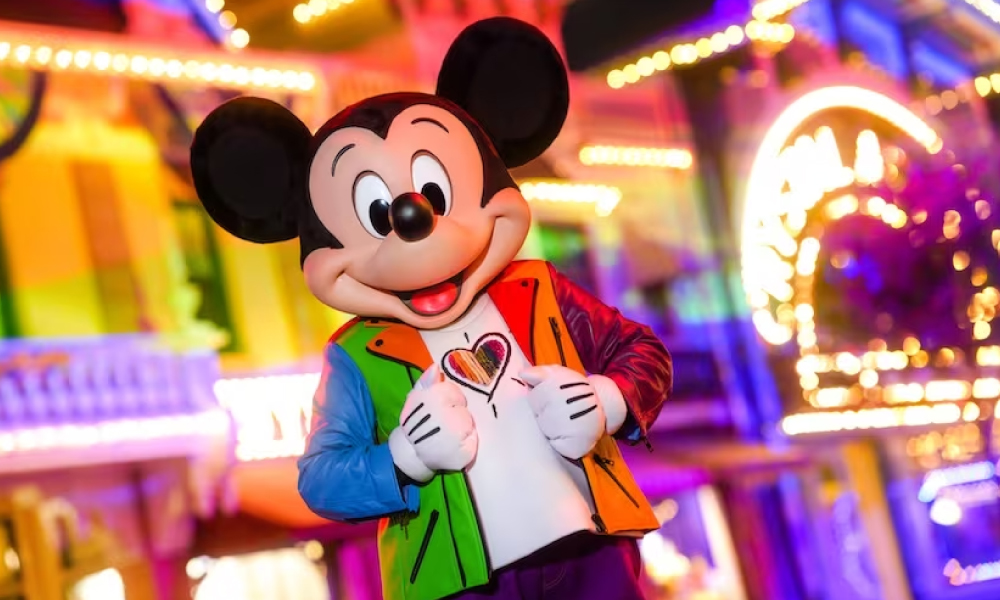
419;295;596;568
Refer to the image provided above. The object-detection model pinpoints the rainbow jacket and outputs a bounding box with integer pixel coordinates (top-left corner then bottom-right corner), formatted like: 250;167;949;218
298;260;673;600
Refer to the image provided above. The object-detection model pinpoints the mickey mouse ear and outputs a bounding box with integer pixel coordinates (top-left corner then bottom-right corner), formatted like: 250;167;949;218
190;97;311;243
435;17;570;169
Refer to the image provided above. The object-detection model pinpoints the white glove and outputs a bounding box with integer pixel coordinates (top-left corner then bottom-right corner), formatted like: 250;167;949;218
520;365;628;460
388;364;478;482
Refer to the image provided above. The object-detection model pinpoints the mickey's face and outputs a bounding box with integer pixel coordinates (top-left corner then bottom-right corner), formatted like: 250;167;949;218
303;103;530;328
190;17;569;330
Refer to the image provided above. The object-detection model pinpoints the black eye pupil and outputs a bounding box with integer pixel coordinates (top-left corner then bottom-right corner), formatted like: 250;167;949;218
422;183;446;215
369;199;392;236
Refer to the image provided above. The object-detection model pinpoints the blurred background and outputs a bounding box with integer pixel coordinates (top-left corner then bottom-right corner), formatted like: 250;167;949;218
0;0;999;599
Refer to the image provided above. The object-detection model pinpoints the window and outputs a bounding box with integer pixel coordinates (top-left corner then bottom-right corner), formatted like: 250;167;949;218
71;160;143;333
171;200;237;351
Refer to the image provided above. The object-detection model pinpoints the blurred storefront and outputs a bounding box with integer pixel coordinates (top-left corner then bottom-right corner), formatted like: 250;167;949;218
703;4;1000;600
0;1;350;598
558;0;1000;597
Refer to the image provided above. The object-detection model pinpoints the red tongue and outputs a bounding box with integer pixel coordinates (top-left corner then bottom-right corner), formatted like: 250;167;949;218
410;281;459;315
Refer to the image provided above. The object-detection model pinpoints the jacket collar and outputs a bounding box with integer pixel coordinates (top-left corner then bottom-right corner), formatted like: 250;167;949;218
364;274;539;370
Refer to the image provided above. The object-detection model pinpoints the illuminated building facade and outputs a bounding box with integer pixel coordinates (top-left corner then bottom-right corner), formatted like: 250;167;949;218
0;2;763;600
562;0;1000;599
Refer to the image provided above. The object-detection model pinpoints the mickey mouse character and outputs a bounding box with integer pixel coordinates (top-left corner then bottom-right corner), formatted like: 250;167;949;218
191;17;672;600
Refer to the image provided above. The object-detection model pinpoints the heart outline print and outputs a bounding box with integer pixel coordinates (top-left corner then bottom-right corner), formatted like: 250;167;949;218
441;333;511;396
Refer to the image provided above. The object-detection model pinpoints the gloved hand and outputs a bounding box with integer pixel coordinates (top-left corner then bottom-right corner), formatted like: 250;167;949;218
388;364;478;482
520;365;627;459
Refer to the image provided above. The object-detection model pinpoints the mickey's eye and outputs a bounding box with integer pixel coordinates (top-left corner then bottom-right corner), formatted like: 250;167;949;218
353;172;393;238
411;152;452;215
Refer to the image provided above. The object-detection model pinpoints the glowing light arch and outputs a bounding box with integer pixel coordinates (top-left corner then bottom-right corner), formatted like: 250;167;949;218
739;85;944;344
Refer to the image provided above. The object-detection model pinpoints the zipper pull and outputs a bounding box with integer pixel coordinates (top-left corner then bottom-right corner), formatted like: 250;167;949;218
592;513;607;533
643;436;654;452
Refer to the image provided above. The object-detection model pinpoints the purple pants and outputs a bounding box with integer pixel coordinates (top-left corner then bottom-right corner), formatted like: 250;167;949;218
449;534;645;600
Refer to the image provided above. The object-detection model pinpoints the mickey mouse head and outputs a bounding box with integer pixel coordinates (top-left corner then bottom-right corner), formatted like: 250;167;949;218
190;17;569;329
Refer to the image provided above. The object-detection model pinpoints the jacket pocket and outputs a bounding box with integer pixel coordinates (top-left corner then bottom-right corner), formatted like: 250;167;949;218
410;509;439;584
593;455;640;508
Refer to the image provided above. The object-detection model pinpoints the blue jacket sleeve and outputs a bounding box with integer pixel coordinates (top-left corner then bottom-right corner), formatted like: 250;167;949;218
297;343;420;521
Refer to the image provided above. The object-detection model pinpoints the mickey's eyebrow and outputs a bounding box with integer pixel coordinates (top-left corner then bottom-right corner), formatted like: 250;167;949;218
331;143;355;176
411;117;449;133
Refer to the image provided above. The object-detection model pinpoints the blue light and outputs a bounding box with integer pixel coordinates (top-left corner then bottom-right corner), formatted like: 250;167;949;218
840;1;908;79
918;461;997;503
910;41;972;89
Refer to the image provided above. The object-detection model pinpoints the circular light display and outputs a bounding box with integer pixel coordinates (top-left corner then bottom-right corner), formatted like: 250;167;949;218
740;86;999;435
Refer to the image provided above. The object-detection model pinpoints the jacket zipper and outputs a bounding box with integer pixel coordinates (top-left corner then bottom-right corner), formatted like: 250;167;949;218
549;317;567;366
441;478;467;587
593;455;640;508
410;509;439;584
575;459;606;533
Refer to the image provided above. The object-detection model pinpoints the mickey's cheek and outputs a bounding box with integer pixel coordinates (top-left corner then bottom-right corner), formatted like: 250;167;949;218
483;187;532;223
303;248;353;298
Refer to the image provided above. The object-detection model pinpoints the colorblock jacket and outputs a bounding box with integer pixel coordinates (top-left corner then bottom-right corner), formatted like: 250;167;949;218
298;260;673;600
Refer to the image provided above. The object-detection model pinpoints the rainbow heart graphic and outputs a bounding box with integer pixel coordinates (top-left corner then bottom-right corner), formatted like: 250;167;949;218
442;333;511;395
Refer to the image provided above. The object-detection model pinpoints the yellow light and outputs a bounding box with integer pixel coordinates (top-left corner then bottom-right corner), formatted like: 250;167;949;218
606;70;624;89
205;0;225;13
781;403;963;435
975;76;992;96
293;3;312;23
218;10;237;29
35;46;51;65
578;145;693;169
74;50;92;69
725;25;745;44
622;64;640;84
294;0;350;24
651;51;671;70
519;181;622;217
93;51;110;70
309;0;328;15
853;129;884;184
230;28;250;49
977;346;1000;366
636;57;655;76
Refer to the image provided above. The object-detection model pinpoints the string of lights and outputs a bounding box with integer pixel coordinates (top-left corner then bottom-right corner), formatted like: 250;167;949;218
519;181;623;217
293;0;357;25
203;0;249;49
606;0;807;89
606;22;794;89
0;34;318;92
578;145;693;169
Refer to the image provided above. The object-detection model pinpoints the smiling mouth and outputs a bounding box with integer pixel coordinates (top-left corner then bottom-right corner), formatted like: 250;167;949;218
394;271;465;316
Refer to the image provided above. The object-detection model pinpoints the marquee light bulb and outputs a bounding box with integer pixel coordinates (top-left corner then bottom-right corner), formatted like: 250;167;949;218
519;181;622;217
0;36;318;92
578;145;693;169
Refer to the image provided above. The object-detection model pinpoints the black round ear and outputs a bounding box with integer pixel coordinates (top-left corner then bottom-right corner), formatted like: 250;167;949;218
435;17;569;169
190;97;311;243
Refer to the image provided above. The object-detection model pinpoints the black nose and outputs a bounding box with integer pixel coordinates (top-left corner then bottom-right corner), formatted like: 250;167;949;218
390;192;435;242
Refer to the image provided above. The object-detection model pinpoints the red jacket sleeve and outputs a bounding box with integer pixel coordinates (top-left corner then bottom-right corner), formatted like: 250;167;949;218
548;262;672;443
